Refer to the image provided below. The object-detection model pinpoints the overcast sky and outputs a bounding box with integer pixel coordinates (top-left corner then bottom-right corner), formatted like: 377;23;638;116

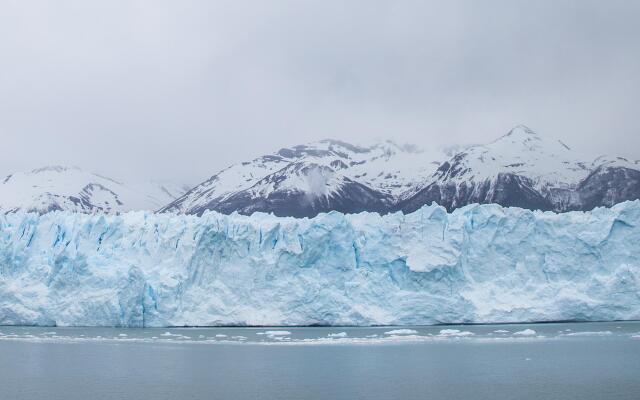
1;0;639;184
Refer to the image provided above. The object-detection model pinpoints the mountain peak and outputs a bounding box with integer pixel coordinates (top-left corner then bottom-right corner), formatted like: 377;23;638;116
507;125;537;136
489;125;542;148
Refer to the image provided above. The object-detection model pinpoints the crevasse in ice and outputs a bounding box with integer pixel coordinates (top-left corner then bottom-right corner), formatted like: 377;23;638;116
0;201;639;327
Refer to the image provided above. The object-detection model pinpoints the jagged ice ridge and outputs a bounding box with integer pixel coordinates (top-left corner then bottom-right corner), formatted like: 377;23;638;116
1;201;639;327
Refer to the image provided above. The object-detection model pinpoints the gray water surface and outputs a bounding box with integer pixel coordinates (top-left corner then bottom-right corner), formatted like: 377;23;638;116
1;322;639;400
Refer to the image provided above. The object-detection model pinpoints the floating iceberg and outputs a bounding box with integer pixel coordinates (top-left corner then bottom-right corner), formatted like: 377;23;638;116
260;331;291;337
0;201;639;327
384;329;418;336
513;329;537;336
438;329;474;337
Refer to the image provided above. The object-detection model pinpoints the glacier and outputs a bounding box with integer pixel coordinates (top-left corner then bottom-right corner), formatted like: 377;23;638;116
0;201;639;327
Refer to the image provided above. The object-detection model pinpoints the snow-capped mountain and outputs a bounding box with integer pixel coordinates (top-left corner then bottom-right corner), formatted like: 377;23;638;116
163;126;640;217
3;126;638;216
160;139;447;217
398;125;640;213
0;166;189;214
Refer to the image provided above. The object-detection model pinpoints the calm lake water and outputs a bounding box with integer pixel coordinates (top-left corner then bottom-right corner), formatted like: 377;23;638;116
1;322;639;400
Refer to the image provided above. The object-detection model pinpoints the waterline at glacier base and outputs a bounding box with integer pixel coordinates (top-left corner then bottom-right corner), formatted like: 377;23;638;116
1;201;639;327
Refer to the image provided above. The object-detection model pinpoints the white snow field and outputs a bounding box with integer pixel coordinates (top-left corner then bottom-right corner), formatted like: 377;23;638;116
0;201;639;327
0;165;190;214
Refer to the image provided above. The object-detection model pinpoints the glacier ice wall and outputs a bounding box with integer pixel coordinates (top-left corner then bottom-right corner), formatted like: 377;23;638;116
0;202;639;327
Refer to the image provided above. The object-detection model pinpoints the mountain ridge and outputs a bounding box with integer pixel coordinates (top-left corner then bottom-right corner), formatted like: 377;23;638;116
3;126;639;216
164;125;640;217
0;166;189;214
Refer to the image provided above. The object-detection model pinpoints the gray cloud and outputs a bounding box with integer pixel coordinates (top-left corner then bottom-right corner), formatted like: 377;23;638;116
1;0;639;184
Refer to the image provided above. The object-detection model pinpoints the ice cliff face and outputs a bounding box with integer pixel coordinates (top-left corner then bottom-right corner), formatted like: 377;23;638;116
1;202;639;327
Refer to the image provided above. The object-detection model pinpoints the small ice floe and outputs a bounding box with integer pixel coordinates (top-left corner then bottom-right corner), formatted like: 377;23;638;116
384;329;418;335
263;331;291;336
564;331;612;337
525;358;531;361
513;329;537;336
118;334;128;337
565;329;572;332
160;332;179;337
494;330;509;333
215;334;227;338
328;332;348;338
231;336;247;340
198;335;205;339
366;334;378;338
438;329;474;337
256;331;291;340
630;335;640;339
42;332;57;335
